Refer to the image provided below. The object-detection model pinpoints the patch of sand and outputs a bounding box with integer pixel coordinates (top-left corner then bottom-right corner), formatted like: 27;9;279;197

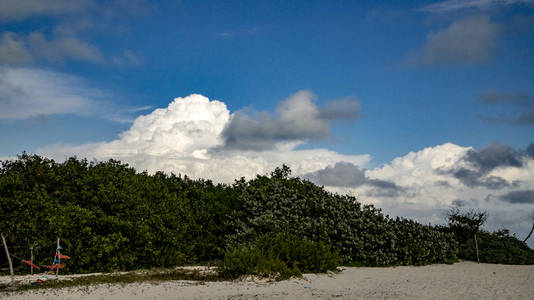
2;262;533;299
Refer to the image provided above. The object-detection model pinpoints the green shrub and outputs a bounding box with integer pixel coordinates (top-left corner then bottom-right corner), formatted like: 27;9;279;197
457;230;534;264
220;232;340;280
225;167;458;266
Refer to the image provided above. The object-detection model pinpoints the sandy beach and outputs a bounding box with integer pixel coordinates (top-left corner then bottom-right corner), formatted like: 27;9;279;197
1;261;533;299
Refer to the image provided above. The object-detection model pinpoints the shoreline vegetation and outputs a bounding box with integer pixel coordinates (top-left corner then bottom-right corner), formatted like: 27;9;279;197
1;154;533;293
0;266;222;293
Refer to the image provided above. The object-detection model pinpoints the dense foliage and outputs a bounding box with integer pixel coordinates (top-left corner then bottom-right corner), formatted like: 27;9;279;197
220;232;340;279
227;165;457;266
444;226;534;264
440;207;534;264
0;154;459;275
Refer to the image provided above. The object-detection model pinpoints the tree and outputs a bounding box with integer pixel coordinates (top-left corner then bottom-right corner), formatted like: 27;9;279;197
523;211;534;244
447;207;488;263
271;164;292;179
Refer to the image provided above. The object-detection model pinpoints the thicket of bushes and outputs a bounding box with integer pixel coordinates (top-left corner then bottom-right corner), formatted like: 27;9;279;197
442;227;534;265
226;166;457;266
220;232;340;279
5;153;527;277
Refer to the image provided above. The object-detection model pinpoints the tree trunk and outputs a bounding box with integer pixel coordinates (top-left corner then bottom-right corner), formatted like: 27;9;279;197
1;233;14;282
523;223;534;243
474;232;480;264
56;237;60;277
30;247;34;275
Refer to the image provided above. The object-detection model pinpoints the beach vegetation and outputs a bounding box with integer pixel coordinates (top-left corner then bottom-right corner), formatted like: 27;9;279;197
0;153;480;279
220;232;340;280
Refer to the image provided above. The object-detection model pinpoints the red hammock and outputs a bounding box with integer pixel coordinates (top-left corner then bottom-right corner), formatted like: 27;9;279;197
57;254;71;260
22;259;40;270
43;263;66;269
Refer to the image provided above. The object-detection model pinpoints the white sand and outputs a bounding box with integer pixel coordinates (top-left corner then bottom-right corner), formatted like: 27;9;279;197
1;262;533;299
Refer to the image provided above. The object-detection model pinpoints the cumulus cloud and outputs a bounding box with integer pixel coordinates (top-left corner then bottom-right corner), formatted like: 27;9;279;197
479;90;534;125
418;0;534;13
409;15;500;66
330;142;534;247
221;90;361;150
464;142;524;171
303;162;402;193
437;143;525;189
0;66;146;122
39;93;370;183
319;97;362;122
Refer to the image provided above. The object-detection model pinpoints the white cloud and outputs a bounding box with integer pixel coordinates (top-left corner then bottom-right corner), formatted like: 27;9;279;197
0;66;146;122
27;32;102;63
409;16;500;66
39;93;370;183
418;0;534;13
0;67;96;120
325;143;534;247
0;32;102;65
0;156;16;163
222;90;361;150
368;143;471;188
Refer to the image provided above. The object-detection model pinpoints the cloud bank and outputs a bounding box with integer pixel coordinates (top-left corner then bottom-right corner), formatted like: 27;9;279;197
39;93;370;183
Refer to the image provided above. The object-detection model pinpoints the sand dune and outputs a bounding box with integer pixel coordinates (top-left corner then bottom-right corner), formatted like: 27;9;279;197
2;261;533;299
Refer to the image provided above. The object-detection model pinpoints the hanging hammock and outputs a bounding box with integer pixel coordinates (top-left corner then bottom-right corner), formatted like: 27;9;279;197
22;259;40;270
57;253;71;260
43;263;66;269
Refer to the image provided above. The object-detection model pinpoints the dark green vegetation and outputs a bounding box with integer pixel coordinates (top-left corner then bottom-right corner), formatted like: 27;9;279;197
442;227;534;264
437;207;534;264
1;154;530;282
221;232;340;280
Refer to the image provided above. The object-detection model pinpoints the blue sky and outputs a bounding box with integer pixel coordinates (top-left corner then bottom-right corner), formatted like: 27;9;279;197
1;0;533;163
1;0;534;242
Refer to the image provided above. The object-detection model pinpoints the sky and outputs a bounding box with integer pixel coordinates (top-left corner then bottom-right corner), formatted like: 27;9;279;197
1;0;534;246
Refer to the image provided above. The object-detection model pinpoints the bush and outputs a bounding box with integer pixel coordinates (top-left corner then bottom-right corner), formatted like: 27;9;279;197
225;167;458;266
220;232;340;280
457;230;534;264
